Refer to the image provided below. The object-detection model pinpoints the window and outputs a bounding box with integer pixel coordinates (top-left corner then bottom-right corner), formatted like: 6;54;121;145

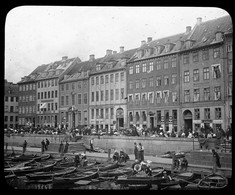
142;111;147;121
78;81;82;89
23;85;25;91
172;110;177;121
110;74;114;83
171;57;177;67
72;94;75;105
48;80;50;87
91;109;94;119
38;92;40;99
164;76;169;85
142;78;146;88
115;73;119;82
115;89;119;100
163;90;169;103
71;82;75;90
5;105;8;112
105;108;109;119
184;71;190;83
11;97;14;102
148;92;154;103
228;55;232;73
55;90;57;98
52;79;54;86
156;111;161;122
96;64;101;71
41;92;43;99
142;93;147;102
121;88;124;99
156;77;161;87
149;77;154;87
10;116;14;122
193;51;199;62
110;89;114;100
66;96;69;105
48;103;50;111
26;84;28;91
184;90;190;102
101;90;104;101
10;106;14;112
129;66;133;74
48;91;50;99
213;47;220;58
204;108;210;119
5;96;8;102
100;109;104;119
78;94;82;104
129;81;133;90
120;72;124;81
172;74;176;84
136;65;140;73
142;64;146;72
227;42;232;52
135;80;140;89
194;109;200;120
55;103;58;110
203;87;210;101
91;77;94;85
91;92;94;102
66;83;69;90
215;108;222;120
228;75;232;96
203;68;210;80
83;93;87;104
163;58;169;69
135;93;140;104
105;90;109;101
51;103;53;111
111;108;114;119
172;92;177;102
100;76;104;84
61;84;64;91
51;91;54;98
149;62;153;72
156;91;162;103
156;59;161;70
194;88;200;101
183;53;189;64
96;91;99;101
212;64;221;79
193;69;199;82
128;94;133;102
105;75;109;83
202;49;209;60
38;82;40;88
214;86;221;100
96;76;99;85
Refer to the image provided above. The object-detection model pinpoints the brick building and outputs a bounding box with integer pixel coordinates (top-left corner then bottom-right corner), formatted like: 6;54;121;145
4;80;19;129
179;15;233;132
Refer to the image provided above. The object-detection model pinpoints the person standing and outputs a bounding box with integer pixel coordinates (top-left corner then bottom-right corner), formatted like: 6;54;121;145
139;143;144;162
22;140;27;154
58;141;64;155
45;138;50;151
212;149;221;173
63;141;69;154
41;140;45;153
134;142;138;160
90;138;94;152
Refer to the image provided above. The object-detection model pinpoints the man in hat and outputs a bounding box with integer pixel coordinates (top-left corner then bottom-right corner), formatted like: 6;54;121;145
112;150;119;162
134;142;138;160
212;149;221;173
74;153;81;167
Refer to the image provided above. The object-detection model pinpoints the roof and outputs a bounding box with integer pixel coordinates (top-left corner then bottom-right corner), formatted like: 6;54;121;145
182;15;232;50
5;80;18;95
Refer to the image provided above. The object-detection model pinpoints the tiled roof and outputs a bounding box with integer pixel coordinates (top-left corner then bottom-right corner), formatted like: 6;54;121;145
182;15;232;50
5;81;18;95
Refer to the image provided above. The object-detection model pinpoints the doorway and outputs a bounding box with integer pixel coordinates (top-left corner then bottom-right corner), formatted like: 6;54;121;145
183;110;192;131
150;116;154;129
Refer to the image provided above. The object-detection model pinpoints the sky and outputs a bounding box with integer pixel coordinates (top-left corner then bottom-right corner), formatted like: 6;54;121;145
5;6;230;83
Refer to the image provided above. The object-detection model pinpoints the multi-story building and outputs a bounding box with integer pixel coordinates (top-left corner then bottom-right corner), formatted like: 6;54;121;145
35;56;81;128
59;54;99;129
179;15;232;132
126;31;190;132
89;47;137;131
17;65;48;128
4;80;19;129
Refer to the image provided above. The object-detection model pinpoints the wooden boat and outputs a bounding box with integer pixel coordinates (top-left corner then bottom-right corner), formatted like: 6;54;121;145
33;153;51;162
96;162;119;171
197;173;228;190
24;179;53;189
158;171;195;189
11;154;38;162
4;160;58;176
26;167;77;180
128;184;152;190
99;167;133;177
52;169;99;187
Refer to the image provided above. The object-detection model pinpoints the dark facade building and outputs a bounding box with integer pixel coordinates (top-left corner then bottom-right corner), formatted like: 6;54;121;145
126;32;189;132
4;80;19;129
179;15;233;132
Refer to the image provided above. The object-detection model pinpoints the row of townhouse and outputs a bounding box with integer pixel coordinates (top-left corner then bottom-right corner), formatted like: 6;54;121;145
16;15;232;132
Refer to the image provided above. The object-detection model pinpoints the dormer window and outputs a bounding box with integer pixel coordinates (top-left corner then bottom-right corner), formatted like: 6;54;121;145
96;64;101;71
155;45;164;55
215;32;223;42
185;40;194;49
165;44;171;52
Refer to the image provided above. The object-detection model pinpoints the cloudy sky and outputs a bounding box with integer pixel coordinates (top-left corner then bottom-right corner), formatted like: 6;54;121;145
5;6;229;83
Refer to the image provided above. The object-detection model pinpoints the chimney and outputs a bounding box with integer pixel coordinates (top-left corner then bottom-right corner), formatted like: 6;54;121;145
113;51;117;54
89;54;95;61
147;37;152;43
120;46;124;53
141;40;146;46
197;17;202;25
62;56;68;61
106;49;112;55
186;26;192;33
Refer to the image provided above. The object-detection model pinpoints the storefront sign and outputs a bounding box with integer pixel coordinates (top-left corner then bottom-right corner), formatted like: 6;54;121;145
193;120;202;123
213;120;223;123
202;120;212;123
